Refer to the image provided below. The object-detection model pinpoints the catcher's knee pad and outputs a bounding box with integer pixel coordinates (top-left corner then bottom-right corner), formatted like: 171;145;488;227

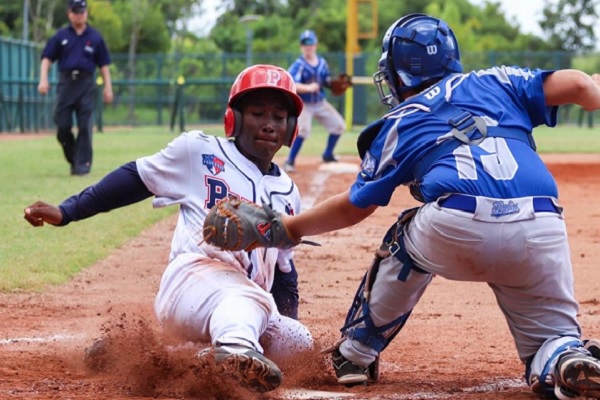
338;208;423;352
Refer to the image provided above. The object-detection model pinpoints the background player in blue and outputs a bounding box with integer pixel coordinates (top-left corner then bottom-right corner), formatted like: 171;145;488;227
38;0;113;176
284;29;346;172
243;14;600;399
24;65;312;392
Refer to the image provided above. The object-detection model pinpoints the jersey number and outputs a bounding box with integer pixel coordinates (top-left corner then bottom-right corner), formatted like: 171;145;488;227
452;137;518;180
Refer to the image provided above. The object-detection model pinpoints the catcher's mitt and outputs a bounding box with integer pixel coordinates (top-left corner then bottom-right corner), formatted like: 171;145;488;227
202;197;319;251
329;73;353;96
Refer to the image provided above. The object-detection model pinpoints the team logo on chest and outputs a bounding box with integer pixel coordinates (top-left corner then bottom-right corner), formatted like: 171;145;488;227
285;202;295;216
202;154;225;175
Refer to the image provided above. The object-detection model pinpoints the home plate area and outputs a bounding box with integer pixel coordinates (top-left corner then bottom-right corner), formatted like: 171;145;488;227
282;388;356;399
318;161;360;174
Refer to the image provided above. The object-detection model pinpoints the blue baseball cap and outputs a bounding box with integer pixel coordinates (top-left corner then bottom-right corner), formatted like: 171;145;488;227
68;0;87;13
299;30;317;45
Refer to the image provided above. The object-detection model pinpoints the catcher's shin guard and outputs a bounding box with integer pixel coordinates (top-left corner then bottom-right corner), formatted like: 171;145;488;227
324;208;421;360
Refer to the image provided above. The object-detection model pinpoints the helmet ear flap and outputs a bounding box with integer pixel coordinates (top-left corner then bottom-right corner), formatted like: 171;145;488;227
224;106;242;139
285;115;298;147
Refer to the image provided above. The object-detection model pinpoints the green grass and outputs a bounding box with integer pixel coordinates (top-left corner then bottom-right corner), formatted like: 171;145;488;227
1;123;600;292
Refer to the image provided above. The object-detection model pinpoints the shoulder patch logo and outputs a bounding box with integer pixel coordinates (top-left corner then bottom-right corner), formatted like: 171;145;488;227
361;150;377;178
202;154;225;175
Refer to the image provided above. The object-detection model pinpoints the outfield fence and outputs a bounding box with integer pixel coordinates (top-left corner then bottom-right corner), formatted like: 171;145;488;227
0;36;596;133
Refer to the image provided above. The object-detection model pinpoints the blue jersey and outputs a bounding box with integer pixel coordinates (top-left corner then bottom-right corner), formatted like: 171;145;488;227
350;66;559;208
41;24;111;72
288;55;330;104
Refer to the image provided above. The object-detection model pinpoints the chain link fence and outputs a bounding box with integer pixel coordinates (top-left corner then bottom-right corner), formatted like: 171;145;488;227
0;36;595;133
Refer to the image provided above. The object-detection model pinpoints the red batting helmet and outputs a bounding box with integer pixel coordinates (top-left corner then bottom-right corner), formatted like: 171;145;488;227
224;64;303;147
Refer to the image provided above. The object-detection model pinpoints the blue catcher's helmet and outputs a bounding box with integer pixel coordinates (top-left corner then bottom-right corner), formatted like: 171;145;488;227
374;14;463;107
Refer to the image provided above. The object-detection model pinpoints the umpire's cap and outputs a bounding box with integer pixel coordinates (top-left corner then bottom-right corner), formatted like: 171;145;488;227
299;30;317;45
68;0;87;13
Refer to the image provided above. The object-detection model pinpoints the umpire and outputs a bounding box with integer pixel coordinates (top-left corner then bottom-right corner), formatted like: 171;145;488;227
38;0;113;176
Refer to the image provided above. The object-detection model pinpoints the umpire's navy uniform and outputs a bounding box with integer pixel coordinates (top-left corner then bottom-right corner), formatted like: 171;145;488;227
40;8;111;175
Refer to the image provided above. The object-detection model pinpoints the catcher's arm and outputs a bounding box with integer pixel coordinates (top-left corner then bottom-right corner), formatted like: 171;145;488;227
284;190;376;239
544;70;600;111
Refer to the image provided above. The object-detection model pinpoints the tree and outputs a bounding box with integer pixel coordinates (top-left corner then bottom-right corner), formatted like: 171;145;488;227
88;1;125;53
540;0;599;51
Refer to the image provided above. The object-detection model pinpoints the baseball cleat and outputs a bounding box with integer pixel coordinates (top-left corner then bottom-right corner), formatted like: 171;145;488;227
83;337;111;373
554;349;600;399
331;349;370;387
322;155;338;163
584;339;600;359
198;344;282;392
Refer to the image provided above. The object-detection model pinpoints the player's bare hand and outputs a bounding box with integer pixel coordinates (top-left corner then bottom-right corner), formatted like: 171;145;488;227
24;201;62;227
592;73;600;86
37;80;49;95
103;87;113;104
308;82;320;92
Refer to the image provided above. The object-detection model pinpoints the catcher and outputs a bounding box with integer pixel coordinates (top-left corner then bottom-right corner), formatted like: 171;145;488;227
23;64;313;393
284;29;349;172
203;14;600;399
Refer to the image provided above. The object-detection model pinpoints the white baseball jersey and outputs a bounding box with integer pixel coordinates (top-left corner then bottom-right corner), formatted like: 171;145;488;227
136;130;301;292
137;130;312;354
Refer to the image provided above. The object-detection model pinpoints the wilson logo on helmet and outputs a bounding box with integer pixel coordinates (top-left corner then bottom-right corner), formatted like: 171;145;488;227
426;45;438;55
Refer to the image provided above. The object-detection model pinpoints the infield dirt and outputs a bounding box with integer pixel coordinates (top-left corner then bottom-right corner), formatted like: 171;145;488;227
1;154;600;400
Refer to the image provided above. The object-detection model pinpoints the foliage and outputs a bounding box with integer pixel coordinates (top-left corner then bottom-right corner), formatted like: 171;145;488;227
572;52;600;73
3;0;598;58
540;0;598;52
88;1;126;52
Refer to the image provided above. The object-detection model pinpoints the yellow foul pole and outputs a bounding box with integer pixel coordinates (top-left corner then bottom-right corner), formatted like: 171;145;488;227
345;0;378;129
345;0;360;129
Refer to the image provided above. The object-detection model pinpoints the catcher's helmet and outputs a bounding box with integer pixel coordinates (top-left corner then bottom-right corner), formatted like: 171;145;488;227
374;14;462;107
224;64;303;147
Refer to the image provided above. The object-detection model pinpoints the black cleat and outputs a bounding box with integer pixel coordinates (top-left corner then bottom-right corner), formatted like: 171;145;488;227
554;349;600;399
322;155;339;163
331;349;371;387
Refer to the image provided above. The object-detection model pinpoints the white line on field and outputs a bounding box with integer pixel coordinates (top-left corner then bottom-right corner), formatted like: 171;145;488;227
301;161;359;210
284;378;526;399
301;171;330;210
0;333;82;345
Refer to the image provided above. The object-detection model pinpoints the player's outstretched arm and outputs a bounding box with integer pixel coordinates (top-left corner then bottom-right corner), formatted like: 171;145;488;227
295;82;321;94
24;201;62;227
544;70;600;111
283;190;378;240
